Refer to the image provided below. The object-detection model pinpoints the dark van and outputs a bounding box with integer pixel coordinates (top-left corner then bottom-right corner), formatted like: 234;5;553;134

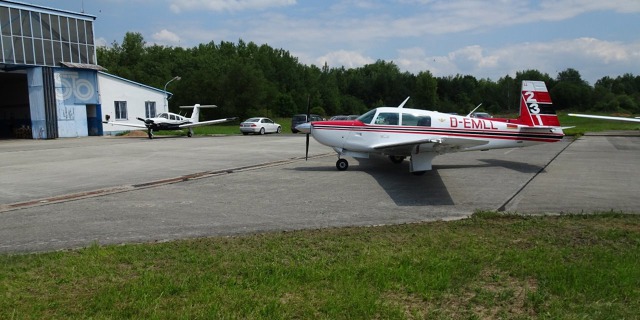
291;114;322;133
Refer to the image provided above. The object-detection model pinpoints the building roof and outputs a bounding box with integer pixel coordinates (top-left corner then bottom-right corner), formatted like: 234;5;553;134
98;71;170;96
1;0;96;20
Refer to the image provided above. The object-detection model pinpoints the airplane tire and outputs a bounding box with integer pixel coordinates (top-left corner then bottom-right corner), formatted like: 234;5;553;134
336;159;349;171
187;131;192;137
389;155;405;164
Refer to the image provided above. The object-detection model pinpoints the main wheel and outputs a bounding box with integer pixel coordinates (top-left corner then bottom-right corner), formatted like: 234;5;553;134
147;129;153;139
389;155;405;164
336;159;349;171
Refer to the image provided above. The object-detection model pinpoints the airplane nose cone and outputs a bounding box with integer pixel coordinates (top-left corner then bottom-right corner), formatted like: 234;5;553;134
296;122;311;134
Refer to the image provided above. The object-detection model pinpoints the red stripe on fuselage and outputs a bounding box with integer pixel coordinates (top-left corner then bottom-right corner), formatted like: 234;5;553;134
311;123;563;143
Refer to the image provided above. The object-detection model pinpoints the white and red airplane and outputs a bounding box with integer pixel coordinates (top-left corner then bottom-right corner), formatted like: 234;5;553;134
103;104;236;139
296;80;565;175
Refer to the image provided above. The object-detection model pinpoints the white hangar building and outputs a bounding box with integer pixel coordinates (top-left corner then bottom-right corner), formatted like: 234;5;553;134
0;0;168;139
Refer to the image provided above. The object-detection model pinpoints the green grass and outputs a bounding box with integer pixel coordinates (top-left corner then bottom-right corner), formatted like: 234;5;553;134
2;213;639;319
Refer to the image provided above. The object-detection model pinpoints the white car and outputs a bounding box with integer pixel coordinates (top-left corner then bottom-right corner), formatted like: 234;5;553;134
239;117;282;135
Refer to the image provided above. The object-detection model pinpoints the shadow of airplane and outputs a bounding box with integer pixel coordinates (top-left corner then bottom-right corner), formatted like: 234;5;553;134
291;154;545;207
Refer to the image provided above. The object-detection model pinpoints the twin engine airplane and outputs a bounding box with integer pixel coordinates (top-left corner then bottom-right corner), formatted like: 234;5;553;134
103;104;237;139
297;80;565;175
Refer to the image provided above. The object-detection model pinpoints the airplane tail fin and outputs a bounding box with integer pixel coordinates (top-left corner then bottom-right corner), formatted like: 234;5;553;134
517;80;561;127
190;104;201;122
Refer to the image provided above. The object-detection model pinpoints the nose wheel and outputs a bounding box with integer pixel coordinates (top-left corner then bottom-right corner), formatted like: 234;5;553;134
336;158;349;171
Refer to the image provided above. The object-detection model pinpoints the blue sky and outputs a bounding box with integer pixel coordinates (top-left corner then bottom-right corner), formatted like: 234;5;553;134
26;0;640;85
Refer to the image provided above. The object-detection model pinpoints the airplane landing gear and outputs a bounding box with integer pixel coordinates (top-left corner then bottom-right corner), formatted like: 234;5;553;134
187;128;193;137
389;155;405;164
336;158;349;171
147;129;154;139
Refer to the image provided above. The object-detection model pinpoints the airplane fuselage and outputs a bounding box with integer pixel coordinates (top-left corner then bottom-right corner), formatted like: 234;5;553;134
142;112;192;131
309;107;563;157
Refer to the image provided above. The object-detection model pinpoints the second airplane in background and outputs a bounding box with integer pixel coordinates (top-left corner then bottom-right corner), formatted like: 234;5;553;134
103;104;237;139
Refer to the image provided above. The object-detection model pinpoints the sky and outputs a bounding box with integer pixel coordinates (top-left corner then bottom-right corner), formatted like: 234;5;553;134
24;0;640;85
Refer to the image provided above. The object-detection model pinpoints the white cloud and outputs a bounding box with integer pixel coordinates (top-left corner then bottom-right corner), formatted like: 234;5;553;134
169;0;296;13
152;29;181;45
393;38;640;84
314;50;375;69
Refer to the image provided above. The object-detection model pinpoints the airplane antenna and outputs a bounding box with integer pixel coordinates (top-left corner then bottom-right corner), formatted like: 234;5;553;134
397;96;410;109
466;103;483;117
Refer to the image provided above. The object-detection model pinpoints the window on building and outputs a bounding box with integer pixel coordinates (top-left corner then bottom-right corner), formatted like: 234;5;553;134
0;4;96;66
145;101;156;118
115;101;127;120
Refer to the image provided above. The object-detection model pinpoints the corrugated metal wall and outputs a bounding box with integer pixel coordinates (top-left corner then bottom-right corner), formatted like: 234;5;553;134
42;67;58;139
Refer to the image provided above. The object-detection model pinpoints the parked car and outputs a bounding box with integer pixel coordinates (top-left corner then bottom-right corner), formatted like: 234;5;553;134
329;115;360;120
240;117;282;135
291;114;323;133
470;112;492;119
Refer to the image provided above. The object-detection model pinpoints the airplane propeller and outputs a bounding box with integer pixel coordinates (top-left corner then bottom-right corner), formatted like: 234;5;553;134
136;117;154;125
305;96;310;161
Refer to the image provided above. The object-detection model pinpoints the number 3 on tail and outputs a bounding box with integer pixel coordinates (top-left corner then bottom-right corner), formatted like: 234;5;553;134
524;91;540;114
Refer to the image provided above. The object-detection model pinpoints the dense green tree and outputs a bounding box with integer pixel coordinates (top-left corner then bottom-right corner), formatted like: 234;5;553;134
96;33;639;119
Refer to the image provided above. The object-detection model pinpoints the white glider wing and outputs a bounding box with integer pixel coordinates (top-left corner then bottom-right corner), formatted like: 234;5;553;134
568;113;640;123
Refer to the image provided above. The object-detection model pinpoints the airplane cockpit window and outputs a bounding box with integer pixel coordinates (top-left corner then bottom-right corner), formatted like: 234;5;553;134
170;114;176;120
357;109;376;124
158;113;168;119
401;113;419;126
416;116;431;127
375;112;399;125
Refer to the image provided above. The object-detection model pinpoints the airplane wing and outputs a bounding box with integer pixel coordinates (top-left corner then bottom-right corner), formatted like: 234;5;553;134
178;117;237;129
568;113;640;123
102;121;147;129
372;137;489;154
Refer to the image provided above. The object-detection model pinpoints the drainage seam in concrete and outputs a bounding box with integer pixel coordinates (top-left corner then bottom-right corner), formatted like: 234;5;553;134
0;153;332;213
497;139;576;212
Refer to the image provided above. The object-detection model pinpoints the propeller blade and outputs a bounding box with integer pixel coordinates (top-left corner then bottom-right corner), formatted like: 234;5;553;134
137;117;154;125
305;133;310;161
305;95;310;161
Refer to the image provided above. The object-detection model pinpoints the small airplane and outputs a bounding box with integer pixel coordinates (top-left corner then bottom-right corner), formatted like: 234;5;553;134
568;113;640;123
103;104;237;139
296;80;565;175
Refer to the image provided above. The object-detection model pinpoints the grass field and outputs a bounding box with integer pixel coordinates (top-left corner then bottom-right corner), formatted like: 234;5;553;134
2;213;639;319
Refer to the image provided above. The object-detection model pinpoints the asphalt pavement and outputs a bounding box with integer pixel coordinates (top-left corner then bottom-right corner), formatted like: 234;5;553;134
1;132;638;253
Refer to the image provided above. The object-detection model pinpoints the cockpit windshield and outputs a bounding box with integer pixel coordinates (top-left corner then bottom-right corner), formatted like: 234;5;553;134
157;113;168;119
357;109;377;124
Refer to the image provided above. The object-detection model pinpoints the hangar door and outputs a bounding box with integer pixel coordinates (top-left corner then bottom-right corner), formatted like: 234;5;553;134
0;72;30;138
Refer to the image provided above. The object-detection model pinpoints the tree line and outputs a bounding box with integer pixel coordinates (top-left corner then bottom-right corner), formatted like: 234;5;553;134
97;32;640;120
